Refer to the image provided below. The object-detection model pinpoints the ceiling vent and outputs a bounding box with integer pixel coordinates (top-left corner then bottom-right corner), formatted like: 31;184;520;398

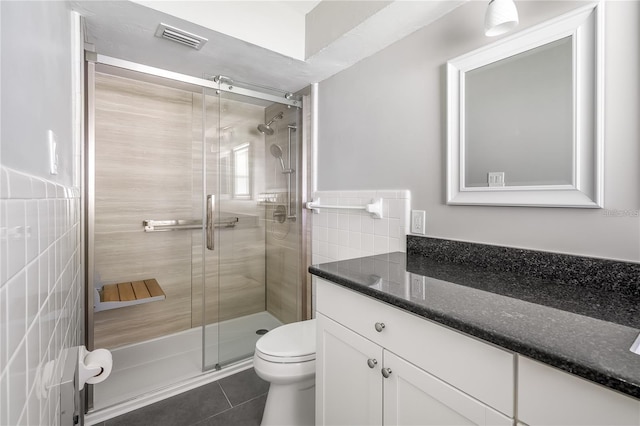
154;23;208;50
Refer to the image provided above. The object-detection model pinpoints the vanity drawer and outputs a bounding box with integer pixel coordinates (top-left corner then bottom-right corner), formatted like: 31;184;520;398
315;277;515;417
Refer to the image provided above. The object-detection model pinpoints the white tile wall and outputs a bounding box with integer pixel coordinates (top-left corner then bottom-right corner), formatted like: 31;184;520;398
311;190;410;264
0;166;83;426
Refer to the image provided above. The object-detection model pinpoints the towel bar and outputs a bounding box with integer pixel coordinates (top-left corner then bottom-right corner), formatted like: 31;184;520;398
305;198;383;219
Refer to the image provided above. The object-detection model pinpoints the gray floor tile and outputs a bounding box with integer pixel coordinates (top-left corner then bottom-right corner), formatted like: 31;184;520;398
218;369;269;407
104;382;231;426
197;395;266;426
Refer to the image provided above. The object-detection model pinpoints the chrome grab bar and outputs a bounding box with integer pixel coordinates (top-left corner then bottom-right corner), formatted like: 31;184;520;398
286;125;296;221
142;216;238;234
143;219;201;231
206;195;215;250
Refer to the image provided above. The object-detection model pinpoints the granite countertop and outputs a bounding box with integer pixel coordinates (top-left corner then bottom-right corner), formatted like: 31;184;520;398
309;251;640;399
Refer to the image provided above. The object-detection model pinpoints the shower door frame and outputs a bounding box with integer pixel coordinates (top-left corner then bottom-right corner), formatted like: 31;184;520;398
83;52;306;411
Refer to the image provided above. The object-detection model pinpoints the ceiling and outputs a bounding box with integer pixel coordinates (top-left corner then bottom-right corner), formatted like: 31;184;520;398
72;1;464;93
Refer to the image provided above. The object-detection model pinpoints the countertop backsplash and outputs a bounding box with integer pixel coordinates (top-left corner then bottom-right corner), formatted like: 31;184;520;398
407;235;640;297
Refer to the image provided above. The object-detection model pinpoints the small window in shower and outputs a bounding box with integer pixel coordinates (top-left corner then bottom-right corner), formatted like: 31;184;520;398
220;153;231;196
232;143;251;198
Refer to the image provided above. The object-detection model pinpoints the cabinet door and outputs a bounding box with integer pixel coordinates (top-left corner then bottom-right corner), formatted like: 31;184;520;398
384;351;512;426
316;313;383;426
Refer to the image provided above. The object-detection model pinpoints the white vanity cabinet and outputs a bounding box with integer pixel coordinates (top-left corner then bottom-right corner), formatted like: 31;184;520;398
518;357;640;426
315;277;514;426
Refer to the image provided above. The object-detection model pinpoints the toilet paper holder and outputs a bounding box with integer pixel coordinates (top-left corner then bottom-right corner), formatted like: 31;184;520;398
57;346;113;425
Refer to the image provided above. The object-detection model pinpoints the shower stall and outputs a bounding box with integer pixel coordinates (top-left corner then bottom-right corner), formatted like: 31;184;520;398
84;54;310;414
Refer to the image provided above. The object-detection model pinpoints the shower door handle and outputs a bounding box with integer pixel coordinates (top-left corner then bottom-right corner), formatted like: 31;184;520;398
206;194;215;250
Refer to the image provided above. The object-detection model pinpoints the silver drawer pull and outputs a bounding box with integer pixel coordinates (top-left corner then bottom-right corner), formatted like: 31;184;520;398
374;322;385;332
381;368;392;378
367;359;378;369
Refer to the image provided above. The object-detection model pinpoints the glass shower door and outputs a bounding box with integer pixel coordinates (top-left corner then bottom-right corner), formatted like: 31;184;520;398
87;54;305;412
202;83;269;369
202;81;303;369
89;62;222;409
200;86;221;370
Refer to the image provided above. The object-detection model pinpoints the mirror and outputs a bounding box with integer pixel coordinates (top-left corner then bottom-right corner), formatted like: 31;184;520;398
447;3;603;207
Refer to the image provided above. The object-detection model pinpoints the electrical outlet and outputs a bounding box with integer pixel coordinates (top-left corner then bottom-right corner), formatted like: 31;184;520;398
411;210;426;235
410;273;426;300
488;172;505;187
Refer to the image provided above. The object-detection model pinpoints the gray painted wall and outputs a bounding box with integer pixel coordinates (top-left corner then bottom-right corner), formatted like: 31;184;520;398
317;1;640;262
1;0;74;186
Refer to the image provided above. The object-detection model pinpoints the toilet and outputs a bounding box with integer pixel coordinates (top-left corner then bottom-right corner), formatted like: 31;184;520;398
254;318;316;426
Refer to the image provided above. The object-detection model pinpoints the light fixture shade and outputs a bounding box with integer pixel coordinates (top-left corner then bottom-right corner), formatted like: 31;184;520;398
484;0;519;37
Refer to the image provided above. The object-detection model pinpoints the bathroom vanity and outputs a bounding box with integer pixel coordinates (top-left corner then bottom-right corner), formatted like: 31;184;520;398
310;241;640;425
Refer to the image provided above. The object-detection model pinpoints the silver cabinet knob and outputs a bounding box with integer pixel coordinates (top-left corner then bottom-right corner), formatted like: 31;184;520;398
381;368;392;378
374;322;386;332
367;359;378;369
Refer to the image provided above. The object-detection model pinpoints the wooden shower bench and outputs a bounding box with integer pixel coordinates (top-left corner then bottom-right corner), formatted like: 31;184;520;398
94;278;166;312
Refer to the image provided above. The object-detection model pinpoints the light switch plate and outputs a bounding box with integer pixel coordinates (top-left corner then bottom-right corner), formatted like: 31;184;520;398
48;130;58;175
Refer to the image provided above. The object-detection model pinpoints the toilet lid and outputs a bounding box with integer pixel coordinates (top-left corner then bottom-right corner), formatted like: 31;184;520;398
256;319;316;360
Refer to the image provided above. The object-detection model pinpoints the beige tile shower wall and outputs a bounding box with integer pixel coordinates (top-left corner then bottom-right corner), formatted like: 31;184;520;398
190;94;267;327
311;190;411;265
264;105;302;324
93;73;196;349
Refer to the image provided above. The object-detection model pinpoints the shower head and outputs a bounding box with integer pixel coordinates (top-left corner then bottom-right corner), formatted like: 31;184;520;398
269;144;286;171
258;123;274;136
270;143;283;158
257;112;284;135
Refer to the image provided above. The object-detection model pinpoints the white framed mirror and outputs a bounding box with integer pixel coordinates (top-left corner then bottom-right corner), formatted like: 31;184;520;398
447;2;603;208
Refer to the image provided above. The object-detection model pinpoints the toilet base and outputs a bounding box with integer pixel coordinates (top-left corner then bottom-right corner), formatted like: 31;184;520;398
261;377;315;426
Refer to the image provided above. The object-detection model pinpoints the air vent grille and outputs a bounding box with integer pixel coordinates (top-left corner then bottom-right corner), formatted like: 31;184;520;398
154;23;208;50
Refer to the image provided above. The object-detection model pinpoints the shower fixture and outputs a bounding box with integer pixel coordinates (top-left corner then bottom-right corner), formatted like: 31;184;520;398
258;112;284;136
269;144;293;174
268;124;297;221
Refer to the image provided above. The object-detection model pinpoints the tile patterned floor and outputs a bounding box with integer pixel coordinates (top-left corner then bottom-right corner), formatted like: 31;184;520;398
94;368;269;426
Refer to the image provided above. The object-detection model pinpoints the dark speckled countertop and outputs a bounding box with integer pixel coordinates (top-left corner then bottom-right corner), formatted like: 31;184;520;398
309;245;640;400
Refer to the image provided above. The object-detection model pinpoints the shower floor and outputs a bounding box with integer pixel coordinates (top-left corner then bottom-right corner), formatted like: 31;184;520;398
92;311;282;412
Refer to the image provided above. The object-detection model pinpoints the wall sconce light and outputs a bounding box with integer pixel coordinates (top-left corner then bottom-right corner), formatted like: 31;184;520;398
485;0;519;37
